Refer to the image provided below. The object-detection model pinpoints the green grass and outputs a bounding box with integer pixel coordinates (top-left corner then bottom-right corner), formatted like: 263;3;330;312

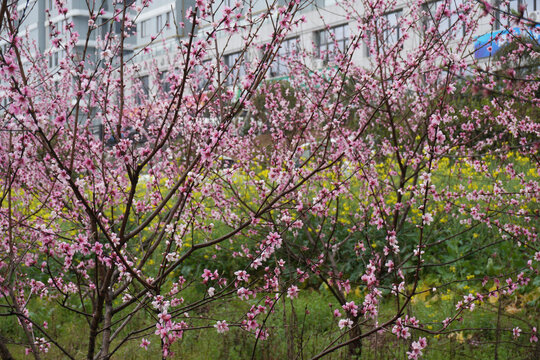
2;285;538;359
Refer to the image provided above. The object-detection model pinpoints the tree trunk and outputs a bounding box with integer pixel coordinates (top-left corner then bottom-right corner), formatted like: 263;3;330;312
0;334;14;360
98;289;113;360
348;317;362;358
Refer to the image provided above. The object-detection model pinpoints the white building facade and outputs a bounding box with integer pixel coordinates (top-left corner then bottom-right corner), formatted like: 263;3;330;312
2;0;538;85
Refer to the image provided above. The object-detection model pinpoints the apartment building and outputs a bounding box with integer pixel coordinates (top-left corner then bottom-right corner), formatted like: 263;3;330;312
132;0;539;89
1;0;140;67
2;0;538;83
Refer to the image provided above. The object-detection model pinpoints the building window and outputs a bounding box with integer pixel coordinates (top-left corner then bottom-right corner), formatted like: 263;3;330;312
316;23;349;61
136;75;150;104
140;20;149;38
114;21;122;34
524;0;538;11
195;60;212;91
496;0;517;28
157;14;163;32
381;10;402;45
166;11;172;28
366;10;402;57
52;19;67;35
48;50;64;68
424;0;465;37
270;37;299;77
160;71;171;94
140;75;149;95
224;52;246;86
495;0;538;29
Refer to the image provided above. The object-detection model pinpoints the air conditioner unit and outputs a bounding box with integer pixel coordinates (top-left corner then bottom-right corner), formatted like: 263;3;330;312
528;10;540;22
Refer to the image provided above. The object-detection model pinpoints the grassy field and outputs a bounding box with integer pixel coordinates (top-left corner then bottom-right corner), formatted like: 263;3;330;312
2;283;538;359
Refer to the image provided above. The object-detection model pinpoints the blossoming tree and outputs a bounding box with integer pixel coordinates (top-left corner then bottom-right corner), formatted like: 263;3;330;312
0;0;538;358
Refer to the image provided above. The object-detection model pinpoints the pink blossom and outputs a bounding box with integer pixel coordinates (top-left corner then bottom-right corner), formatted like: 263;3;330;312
287;285;299;299
338;318;353;330
342;301;358;317
214;320;229;334
407;337;427;359
140;338;150;350
531;327;538;343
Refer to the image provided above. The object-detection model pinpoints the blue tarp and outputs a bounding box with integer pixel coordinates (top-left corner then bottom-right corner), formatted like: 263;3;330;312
474;26;540;59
